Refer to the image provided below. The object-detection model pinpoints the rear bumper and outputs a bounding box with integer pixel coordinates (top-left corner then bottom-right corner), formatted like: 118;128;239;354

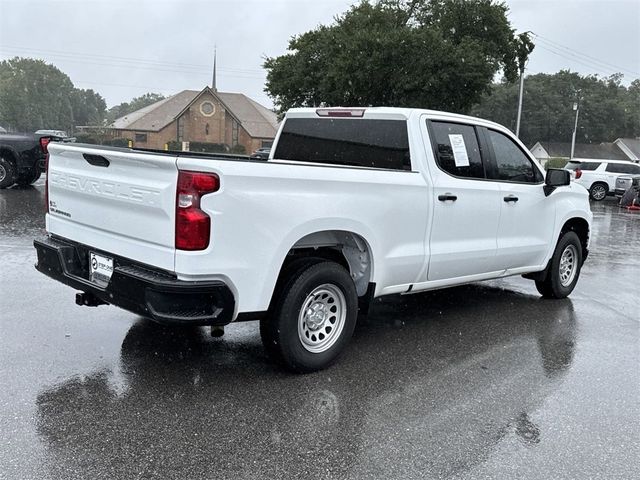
34;236;235;326
615;189;626;197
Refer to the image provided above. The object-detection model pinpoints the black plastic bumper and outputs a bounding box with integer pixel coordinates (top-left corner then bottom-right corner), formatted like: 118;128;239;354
34;236;235;326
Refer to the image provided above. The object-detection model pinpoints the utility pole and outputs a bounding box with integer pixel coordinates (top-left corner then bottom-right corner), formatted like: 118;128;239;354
515;66;525;137
514;32;534;139
570;92;581;160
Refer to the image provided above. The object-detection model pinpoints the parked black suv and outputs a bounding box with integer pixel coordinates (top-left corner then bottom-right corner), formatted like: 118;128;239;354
0;132;66;188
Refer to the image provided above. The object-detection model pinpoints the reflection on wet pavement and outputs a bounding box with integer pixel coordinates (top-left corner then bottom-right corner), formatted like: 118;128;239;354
1;184;638;479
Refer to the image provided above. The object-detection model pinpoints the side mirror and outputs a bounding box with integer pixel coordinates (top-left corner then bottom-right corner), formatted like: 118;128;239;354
544;168;570;196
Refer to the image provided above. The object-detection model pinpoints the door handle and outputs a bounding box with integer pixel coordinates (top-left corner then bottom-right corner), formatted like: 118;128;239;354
438;193;457;202
83;154;110;167
503;195;519;203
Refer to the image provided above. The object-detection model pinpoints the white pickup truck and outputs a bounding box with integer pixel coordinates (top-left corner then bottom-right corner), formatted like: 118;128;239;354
35;107;592;372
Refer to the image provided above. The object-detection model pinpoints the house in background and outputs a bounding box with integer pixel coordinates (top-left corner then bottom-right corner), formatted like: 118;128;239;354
108;86;278;153
613;138;640;161
530;140;637;165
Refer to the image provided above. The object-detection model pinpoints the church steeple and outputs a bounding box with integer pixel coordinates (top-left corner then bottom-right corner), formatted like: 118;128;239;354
212;47;217;92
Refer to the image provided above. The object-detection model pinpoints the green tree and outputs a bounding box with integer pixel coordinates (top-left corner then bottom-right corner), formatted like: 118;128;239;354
623;79;640;135
71;88;107;127
0;57;74;132
264;0;530;114
0;57;107;132
106;93;166;123
471;70;640;146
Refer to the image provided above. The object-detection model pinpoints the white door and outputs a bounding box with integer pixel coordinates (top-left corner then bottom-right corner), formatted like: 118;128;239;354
424;121;502;281
484;128;556;269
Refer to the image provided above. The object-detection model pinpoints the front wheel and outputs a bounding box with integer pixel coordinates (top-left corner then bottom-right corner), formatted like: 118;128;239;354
260;261;358;373
535;231;583;299
589;183;608;201
0;156;17;189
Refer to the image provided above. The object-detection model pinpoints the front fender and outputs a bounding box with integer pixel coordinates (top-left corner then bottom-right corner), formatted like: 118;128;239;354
545;187;592;264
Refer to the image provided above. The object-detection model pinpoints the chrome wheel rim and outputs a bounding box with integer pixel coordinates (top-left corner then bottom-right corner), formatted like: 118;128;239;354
298;283;346;353
0;164;5;183
592;185;606;200
559;244;578;287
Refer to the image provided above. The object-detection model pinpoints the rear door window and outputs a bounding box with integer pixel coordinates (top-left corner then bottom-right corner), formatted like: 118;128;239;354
429;121;485;179
274;118;411;170
605;163;640;174
577;162;601;171
565;161;582;170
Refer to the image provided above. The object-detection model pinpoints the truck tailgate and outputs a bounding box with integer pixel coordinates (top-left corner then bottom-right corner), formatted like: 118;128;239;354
46;143;178;271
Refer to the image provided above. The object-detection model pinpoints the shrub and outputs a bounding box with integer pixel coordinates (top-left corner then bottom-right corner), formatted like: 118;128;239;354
189;142;228;153
104;138;131;147
545;157;569;169
229;144;246;154
167;141;182;151
74;133;100;144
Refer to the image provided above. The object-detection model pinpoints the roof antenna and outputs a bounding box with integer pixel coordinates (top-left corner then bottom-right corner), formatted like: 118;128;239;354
212;45;217;92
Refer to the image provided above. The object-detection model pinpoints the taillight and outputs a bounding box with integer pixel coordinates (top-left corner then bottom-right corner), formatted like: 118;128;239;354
39;137;51;154
575;169;582;179
44;154;50;215
175;171;219;250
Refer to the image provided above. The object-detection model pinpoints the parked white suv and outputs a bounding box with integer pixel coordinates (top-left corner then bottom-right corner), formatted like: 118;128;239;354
34;107;592;372
564;159;640;201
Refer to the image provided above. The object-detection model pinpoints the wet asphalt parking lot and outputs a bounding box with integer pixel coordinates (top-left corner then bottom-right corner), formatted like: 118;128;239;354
1;179;638;480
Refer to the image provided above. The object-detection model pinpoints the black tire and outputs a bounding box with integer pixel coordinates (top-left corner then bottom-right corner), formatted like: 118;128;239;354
260;260;358;373
260;257;322;360
15;168;41;186
589;182;608;201
535;231;583;299
0;155;17;189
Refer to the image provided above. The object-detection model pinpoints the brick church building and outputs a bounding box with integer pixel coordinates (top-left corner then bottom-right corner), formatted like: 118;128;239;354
108;58;278;153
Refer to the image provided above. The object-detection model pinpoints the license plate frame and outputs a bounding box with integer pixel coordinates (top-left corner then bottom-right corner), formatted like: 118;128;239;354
89;252;114;285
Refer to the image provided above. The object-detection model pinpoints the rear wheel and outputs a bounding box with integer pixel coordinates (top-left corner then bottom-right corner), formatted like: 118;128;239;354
589;182;608;201
0;156;17;189
260;260;357;373
535;231;583;299
15;168;41;186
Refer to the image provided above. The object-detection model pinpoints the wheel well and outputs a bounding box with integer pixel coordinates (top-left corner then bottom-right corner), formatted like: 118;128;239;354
561;218;589;257
0;147;18;165
280;230;373;297
591;181;608;191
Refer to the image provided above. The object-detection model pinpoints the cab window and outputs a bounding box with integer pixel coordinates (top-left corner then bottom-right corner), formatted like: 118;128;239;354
429;121;485;179
487;129;542;183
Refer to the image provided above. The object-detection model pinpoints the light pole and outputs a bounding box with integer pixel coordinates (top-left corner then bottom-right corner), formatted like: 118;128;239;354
515;65;525;137
570;92;581;160
514;32;534;138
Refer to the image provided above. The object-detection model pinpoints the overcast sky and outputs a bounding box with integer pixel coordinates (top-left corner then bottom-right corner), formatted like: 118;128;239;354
0;0;638;109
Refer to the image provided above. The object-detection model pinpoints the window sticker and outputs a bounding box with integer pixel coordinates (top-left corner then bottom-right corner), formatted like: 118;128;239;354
448;134;470;167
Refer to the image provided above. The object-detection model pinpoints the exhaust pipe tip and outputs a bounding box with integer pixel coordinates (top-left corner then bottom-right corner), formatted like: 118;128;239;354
210;325;225;338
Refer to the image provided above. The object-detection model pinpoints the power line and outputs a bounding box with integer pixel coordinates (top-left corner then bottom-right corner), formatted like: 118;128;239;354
0;45;266;76
532;33;639;76
0;50;267;80
73;80;177;91
533;44;624;78
531;32;639;77
535;40;638;77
